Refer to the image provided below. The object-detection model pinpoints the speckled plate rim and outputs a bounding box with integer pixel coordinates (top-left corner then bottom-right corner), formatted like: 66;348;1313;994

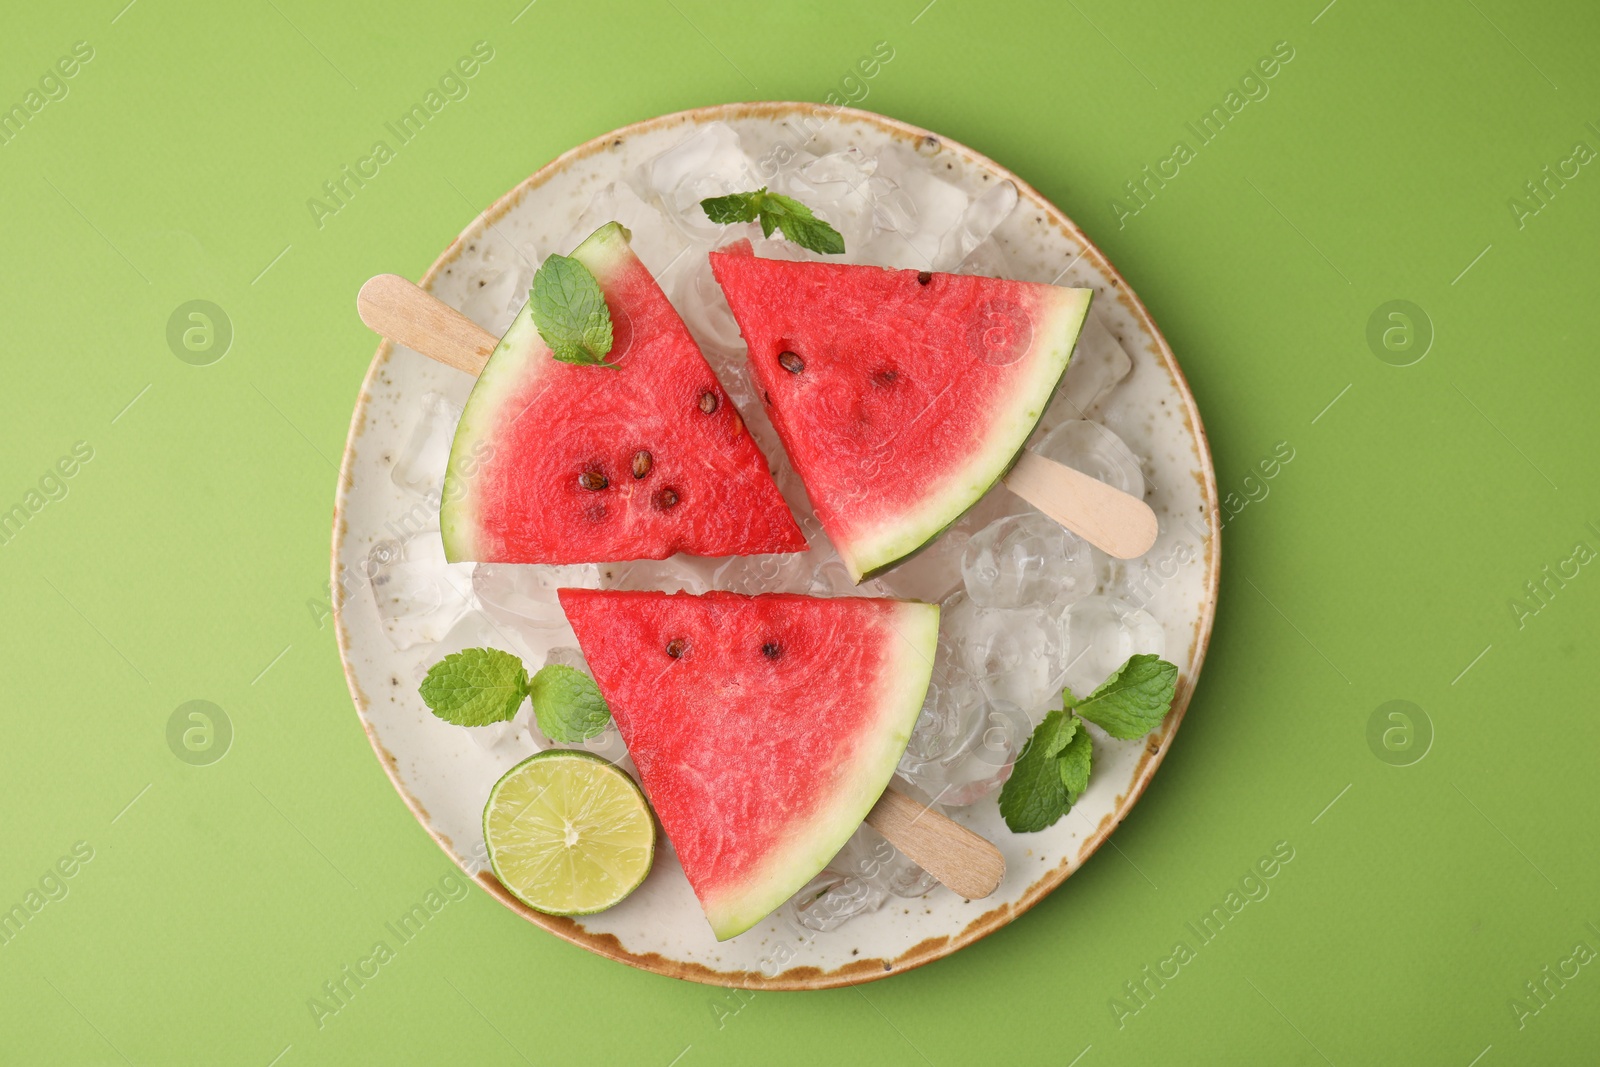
331;101;1221;991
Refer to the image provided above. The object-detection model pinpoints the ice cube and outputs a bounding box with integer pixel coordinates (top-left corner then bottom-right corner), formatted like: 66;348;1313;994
543;644;590;674
722;360;761;415
1033;419;1147;596
391;392;463;498
469;702;538;755
882;855;940;898
1093;555;1137;599
868;178;918;242
368;533;474;650
1060;595;1167;698
908;589;1050;816
1034;419;1145;498
876;526;972;603
786;872;888;934
413;608;537;688
934;179;1018;271
711;551;814;595
950;237;1013;279
1050;314;1134;421
855;145;970;268
781;148;880;255
899;670;985;772
804;555;892;598
457;267;524;337
452;226;538;329
473;563;597;628
562;721;634;769
829;825;939;900
961;511;1096;611
561;181;688;277
599;555;714;596
910;697;1029;808
667;250;747;353
943;591;1069;713
641;123;760;243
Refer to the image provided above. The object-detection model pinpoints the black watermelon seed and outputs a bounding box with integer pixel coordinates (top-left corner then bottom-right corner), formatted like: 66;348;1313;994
666;638;686;658
578;471;608;491
778;351;804;373
698;391;719;414
654;488;680;509
916;271;932;285
761;642;782;660
632;451;653;478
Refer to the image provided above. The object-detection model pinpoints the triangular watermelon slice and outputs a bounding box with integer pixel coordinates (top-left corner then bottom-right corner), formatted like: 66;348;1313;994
440;224;805;564
558;588;939;940
710;248;1093;581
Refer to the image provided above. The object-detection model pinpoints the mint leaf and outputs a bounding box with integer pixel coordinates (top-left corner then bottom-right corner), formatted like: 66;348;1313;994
419;648;529;727
529;253;615;368
999;711;1095;833
528;664;611;742
999;709;1074;833
999;654;1177;832
1043;711;1079;759
1067;654;1179;740
1058;720;1092;804
767;196;847;255
699;188;846;255
701;191;763;224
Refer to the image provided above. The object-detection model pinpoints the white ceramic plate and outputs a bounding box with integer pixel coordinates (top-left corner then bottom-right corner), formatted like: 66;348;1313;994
332;103;1219;989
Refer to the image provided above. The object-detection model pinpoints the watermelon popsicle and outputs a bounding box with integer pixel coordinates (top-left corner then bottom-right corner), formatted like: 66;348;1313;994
710;247;1159;582
361;223;806;566
559;588;1003;940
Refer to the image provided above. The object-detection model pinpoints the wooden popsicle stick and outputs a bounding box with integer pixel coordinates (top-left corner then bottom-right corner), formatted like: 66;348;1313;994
866;787;1005;900
1003;450;1159;560
357;274;496;375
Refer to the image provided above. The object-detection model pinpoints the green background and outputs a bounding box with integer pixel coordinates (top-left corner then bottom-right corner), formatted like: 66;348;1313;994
2;0;1596;1062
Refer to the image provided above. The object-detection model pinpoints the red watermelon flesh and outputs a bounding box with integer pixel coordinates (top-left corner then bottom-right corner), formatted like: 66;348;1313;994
558;588;939;940
710;246;1092;581
440;224;805;564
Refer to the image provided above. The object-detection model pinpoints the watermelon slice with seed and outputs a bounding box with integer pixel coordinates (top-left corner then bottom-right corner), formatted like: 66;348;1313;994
440;224;805;564
558;588;939;940
710;248;1093;581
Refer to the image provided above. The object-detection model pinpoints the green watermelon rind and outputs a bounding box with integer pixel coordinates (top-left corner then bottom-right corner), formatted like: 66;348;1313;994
701;600;941;941
439;223;634;562
846;288;1094;581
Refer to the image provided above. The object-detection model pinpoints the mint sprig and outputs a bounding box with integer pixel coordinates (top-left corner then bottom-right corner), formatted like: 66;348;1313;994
1067;654;1179;739
997;654;1178;834
419;647;612;742
529;253;615;368
700;188;846;255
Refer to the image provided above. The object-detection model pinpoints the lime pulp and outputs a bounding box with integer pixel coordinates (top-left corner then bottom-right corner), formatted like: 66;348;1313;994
483;750;654;916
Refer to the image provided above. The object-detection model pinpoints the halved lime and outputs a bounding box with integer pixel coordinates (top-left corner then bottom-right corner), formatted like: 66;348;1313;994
483;750;655;916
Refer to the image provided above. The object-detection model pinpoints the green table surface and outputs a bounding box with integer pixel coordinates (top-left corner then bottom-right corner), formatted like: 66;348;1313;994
3;0;1597;1063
